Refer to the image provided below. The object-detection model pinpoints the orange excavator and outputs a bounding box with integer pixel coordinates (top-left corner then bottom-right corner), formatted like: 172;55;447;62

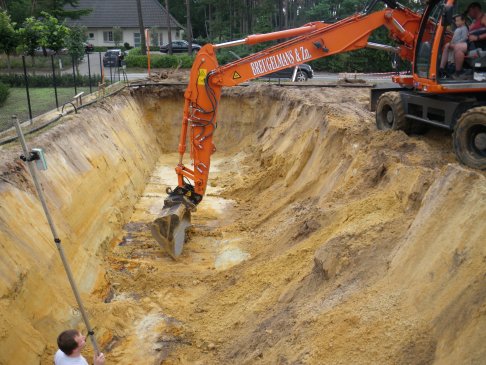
151;0;486;258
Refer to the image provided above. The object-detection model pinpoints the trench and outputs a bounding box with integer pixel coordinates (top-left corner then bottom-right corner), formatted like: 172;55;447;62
0;84;485;365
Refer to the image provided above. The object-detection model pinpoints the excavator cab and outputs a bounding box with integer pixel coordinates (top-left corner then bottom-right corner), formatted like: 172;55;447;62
376;0;486;169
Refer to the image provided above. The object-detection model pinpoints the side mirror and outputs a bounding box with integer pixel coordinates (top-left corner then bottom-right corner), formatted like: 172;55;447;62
442;5;454;27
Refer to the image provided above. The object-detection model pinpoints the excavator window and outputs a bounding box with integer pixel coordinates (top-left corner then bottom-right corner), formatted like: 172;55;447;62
415;0;444;78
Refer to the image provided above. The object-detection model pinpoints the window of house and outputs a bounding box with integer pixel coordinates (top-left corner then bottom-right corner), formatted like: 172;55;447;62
134;33;141;47
88;32;94;39
159;33;164;45
176;30;180;38
103;31;113;42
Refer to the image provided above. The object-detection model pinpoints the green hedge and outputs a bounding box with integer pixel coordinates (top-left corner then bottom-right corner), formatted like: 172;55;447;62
0;74;101;87
0;82;9;106
125;54;195;68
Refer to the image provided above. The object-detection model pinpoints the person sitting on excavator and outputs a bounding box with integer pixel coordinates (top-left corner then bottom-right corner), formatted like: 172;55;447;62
54;330;105;365
439;13;468;77
452;2;485;79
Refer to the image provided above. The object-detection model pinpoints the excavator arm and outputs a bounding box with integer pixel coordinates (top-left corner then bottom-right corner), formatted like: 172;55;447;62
151;5;421;258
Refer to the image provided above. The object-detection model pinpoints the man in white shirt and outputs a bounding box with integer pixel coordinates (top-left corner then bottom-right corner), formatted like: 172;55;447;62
54;329;105;365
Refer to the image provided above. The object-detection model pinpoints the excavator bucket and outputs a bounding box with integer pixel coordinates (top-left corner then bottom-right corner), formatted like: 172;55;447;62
151;203;191;259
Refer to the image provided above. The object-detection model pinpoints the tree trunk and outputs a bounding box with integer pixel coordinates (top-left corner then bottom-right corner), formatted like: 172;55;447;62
186;0;193;55
6;53;11;73
136;0;147;55
284;0;289;29
208;4;212;39
166;0;173;55
204;6;209;39
229;0;232;40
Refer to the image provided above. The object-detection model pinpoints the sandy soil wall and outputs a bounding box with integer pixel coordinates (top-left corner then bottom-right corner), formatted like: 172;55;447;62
0;93;162;364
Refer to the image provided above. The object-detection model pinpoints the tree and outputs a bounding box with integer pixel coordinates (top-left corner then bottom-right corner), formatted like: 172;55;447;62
186;0;192;55
18;16;44;65
113;26;123;47
136;0;147;55
2;0;31;24
66;25;86;75
166;0;172;55
0;10;19;72
38;12;70;54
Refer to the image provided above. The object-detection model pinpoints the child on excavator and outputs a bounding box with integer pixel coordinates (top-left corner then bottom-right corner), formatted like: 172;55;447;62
452;5;486;79
439;14;468;78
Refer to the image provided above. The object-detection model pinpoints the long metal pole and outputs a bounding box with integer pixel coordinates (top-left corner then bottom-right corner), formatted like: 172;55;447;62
13;116;100;355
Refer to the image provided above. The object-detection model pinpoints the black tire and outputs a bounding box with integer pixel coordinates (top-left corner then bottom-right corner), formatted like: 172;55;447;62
295;70;308;82
375;91;411;133
453;106;486;170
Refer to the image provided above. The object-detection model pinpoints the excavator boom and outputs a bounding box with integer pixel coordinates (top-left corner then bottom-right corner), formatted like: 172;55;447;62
151;4;421;258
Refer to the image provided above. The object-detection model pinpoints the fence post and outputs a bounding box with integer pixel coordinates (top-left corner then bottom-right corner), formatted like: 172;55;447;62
51;55;59;109
99;52;102;76
22;56;33;123
72;54;77;95
87;52;92;94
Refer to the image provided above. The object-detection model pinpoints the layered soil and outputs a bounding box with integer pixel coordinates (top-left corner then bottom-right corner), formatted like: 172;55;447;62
0;83;484;365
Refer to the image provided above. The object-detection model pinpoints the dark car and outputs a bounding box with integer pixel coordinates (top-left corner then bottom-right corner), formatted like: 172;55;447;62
103;49;125;67
84;42;94;53
265;64;314;81
160;40;201;54
34;47;68;56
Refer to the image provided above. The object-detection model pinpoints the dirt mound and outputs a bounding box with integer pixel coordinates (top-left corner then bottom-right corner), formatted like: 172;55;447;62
0;84;484;365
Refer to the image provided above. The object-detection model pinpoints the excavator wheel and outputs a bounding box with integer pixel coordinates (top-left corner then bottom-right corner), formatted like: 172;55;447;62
453;106;486;170
375;91;411;134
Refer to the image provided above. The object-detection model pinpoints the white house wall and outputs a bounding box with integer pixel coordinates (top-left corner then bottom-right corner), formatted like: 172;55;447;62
87;28;184;48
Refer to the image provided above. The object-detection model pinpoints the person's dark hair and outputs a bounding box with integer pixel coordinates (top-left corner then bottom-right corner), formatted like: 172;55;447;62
453;13;466;21
467;2;482;12
57;330;80;355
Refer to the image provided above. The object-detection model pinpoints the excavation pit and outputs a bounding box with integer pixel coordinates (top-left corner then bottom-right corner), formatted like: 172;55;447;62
0;83;485;365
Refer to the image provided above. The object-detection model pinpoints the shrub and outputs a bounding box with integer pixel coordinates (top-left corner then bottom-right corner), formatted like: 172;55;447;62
128;47;142;56
123;42;131;50
0;82;9;106
125;53;196;69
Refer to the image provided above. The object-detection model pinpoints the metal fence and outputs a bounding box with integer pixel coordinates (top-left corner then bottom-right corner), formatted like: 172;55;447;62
0;52;127;134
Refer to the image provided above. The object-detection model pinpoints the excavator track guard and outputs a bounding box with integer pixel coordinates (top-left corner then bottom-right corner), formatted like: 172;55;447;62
151;186;197;259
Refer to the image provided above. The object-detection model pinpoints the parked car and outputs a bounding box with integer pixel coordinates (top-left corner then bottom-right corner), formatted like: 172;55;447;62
84;42;94;53
103;49;125;67
34;47;68;56
265;64;314;81
160;40;201;54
